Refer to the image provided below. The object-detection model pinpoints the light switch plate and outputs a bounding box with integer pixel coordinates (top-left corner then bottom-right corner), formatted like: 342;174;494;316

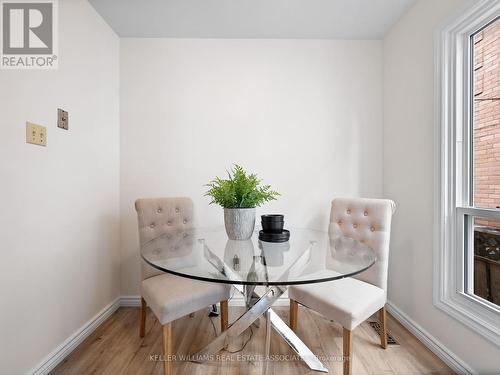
26;122;47;146
57;108;68;130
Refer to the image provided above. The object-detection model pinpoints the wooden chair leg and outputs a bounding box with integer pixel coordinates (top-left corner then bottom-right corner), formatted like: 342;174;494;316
379;305;388;349
289;299;298;332
343;327;352;375
220;300;228;332
163;323;172;375
140;297;147;338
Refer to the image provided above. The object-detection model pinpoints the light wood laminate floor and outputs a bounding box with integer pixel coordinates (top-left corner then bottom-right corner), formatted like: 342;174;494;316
51;306;453;375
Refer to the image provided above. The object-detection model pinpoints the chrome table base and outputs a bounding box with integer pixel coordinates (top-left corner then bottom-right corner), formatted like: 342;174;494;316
197;241;329;373
268;308;327;372
193;285;328;373
193;285;285;360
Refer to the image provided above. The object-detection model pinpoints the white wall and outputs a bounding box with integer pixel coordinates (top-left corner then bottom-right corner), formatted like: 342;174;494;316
120;39;383;295
383;0;499;373
0;1;120;374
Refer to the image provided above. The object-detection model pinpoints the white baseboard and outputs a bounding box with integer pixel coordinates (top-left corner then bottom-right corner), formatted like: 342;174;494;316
29;295;475;375
120;295;142;307
386;301;476;375
30;297;121;375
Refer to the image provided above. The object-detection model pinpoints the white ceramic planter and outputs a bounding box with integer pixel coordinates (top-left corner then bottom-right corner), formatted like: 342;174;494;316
224;208;256;240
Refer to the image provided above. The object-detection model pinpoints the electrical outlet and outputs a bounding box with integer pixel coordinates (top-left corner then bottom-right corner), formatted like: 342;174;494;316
57;108;68;130
26;122;47;146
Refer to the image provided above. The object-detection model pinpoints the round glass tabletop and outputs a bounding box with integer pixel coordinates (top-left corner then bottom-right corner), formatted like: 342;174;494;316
140;227;376;286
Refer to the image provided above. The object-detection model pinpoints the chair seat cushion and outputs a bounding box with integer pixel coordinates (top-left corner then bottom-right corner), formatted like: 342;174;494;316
141;273;231;325
289;275;386;330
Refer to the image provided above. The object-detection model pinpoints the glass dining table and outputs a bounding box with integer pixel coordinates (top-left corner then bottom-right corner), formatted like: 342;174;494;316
141;227;376;373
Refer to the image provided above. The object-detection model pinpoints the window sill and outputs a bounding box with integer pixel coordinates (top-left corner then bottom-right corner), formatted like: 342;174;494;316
434;290;500;346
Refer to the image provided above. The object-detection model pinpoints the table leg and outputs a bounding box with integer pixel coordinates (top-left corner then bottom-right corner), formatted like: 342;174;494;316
192;286;328;373
264;309;272;374
269;309;328;372
200;242;327;372
191;285;285;362
245;284;261;328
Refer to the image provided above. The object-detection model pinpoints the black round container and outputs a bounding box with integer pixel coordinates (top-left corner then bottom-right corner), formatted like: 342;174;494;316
259;229;290;243
261;214;284;222
261;214;284;233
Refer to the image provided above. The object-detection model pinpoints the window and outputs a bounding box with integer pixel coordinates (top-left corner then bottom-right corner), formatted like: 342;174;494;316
468;19;500;309
436;0;500;345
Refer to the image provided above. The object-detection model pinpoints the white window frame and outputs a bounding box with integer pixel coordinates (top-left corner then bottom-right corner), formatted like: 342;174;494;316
435;0;500;346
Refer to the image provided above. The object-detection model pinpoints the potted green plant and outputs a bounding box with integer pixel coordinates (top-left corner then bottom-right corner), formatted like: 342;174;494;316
205;165;280;240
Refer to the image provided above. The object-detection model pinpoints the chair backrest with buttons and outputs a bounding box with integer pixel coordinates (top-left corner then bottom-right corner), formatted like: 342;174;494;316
135;197;194;280
329;197;395;291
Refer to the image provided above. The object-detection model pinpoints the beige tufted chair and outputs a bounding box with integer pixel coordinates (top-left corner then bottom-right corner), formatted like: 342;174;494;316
288;198;395;375
135;197;231;375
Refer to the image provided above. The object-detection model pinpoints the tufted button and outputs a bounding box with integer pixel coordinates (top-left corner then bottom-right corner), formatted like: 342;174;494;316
183;219;187;224
167;221;172;226
150;223;156;229
338;220;342;225
347;209;351;214
353;223;358;229
364;211;368;216
175;208;180;213
157;208;162;213
370;226;375;232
